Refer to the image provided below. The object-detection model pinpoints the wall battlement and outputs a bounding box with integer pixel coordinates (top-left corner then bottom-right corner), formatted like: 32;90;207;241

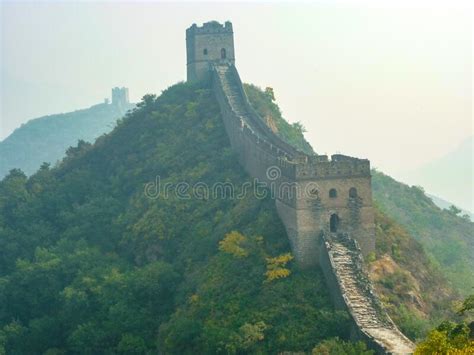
186;21;233;36
296;155;371;180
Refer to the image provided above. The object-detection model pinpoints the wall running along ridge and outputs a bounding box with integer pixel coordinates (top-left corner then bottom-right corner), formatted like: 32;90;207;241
186;19;414;354
211;63;415;354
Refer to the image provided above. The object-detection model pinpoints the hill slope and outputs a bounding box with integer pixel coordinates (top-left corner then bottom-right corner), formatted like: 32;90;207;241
0;83;456;353
426;193;473;221
0;102;134;179
372;171;474;295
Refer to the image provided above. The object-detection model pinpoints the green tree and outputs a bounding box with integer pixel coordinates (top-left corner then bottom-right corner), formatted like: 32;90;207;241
312;338;374;354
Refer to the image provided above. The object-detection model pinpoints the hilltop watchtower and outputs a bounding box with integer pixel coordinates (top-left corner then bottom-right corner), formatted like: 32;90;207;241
111;87;129;107
186;21;235;82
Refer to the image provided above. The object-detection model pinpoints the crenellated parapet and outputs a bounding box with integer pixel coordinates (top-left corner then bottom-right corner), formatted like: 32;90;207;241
295;154;371;180
186;21;233;36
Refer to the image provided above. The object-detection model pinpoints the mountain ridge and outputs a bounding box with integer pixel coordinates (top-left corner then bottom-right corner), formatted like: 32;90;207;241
400;135;473;213
0;100;134;179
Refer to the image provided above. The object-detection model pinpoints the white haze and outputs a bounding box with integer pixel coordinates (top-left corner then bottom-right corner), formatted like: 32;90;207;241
1;0;472;209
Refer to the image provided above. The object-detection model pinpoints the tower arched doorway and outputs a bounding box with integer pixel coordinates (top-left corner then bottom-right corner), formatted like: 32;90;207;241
330;214;340;233
221;48;227;59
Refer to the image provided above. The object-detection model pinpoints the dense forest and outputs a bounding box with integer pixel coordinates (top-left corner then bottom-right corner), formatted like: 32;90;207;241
0;101;134;179
0;82;471;353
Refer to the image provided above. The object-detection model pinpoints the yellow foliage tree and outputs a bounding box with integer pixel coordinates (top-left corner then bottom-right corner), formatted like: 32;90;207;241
226;321;267;353
265;253;293;282
415;330;474;354
219;231;248;258
415;294;474;354
238;321;267;348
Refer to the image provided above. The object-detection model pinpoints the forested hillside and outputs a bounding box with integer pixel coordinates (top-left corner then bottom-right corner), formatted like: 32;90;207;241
0;102;134;179
0;83;459;353
372;171;473;295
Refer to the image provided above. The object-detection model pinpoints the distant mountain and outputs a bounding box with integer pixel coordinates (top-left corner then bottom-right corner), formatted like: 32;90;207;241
426;193;473;221
402;136;473;213
0;101;134;178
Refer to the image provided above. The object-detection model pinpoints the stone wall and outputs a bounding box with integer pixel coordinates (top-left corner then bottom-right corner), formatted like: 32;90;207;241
211;61;413;353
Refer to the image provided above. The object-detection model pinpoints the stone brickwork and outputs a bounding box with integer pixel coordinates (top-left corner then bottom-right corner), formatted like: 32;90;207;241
188;21;414;354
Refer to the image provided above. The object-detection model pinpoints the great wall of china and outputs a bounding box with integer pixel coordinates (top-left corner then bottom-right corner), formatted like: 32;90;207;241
187;21;415;354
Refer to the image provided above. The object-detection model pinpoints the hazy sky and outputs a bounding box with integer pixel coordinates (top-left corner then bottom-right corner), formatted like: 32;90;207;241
1;1;472;181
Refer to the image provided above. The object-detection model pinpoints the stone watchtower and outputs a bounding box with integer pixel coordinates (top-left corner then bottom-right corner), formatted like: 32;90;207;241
276;154;375;267
186;21;235;82
111;87;129;108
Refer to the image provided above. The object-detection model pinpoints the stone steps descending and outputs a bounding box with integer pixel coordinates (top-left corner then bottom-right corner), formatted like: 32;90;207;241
216;66;248;116
213;63;302;161
327;234;415;354
214;64;274;140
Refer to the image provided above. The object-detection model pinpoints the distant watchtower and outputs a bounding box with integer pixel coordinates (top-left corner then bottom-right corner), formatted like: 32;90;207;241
186;21;235;82
111;87;129;109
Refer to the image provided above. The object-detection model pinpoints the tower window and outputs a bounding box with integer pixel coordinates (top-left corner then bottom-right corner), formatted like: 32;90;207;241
221;48;227;59
349;187;358;198
203;48;208;55
329;188;337;198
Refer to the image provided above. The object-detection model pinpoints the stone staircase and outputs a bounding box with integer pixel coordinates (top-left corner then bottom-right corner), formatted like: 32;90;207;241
214;65;248;117
213;63;298;154
325;234;415;354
